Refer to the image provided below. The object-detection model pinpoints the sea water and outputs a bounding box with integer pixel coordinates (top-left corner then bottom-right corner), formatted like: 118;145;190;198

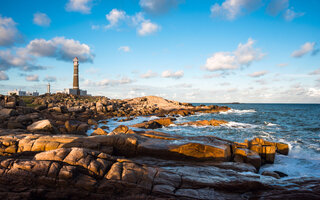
89;103;320;179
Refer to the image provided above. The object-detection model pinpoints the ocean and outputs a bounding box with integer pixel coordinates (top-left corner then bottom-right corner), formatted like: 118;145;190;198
88;103;320;179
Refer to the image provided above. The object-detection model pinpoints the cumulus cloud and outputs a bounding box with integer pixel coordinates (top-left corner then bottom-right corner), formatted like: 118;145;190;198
33;12;51;26
210;0;262;20
248;70;268;77
139;0;180;14
0;71;9;80
137;20;160;36
118;46;130;52
105;9;126;29
25;74;39;82
0;50;45;72
26;37;94;62
0;15;21;46
204;38;265;71
291;42;315;58
162;70;184;79
0;36;93;73
140;70;158;78
307;88;320;97
266;0;289;16
283;8;304;21
266;0;304;21
43;76;56;82
102;9;160;36
65;0;94;14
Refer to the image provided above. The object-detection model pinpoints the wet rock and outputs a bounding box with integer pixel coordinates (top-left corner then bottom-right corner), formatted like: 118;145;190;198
131;118;173;129
250;137;289;156
110;125;135;135
274;170;288;177
233;148;261;170
178;119;227;126
92;128;108;135
262;171;280;179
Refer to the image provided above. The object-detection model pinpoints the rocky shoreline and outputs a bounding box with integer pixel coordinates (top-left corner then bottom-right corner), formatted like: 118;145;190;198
0;94;319;199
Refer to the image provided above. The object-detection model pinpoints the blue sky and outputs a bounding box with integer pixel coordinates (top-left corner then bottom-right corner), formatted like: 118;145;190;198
0;0;319;103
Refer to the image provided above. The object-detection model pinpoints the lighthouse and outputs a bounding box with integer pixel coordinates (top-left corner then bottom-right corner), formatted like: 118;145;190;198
47;83;50;94
62;57;87;96
73;57;80;95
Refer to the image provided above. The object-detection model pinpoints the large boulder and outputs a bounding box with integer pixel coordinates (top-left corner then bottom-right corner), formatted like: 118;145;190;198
233;148;261;170
250;137;289;155
0;108;18;117
27;119;56;133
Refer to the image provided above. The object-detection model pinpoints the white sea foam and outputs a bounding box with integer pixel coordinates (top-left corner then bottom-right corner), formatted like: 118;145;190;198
222;121;258;129
264;121;278;126
220;109;256;115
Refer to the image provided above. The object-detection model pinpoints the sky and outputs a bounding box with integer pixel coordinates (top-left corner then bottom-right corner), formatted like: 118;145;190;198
0;0;320;103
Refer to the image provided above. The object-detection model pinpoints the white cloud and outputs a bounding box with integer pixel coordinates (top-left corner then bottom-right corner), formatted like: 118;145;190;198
138;20;160;36
139;0;180;14
210;0;262;20
248;70;268;77
162;70;184;79
102;9;160;36
291;42;315;58
0;71;9;80
283;8;304;21
26;74;39;82
204;52;237;71
266;0;288;16
65;0;93;14
105;9;126;29
33;12;51;26
307;88;320;97
84;77;134;87
43;76;56;82
0;50;45;72
118;46;130;52
0;37;93;74
140;70;158;78
26;37;94;62
0;15;21;46
309;68;320;75
204;38;264;71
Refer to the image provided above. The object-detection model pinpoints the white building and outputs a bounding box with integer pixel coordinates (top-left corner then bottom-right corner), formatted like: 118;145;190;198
7;89;39;96
61;88;88;96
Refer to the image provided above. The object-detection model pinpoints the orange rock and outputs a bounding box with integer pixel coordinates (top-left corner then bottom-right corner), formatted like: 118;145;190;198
250;137;289;156
233;148;261;170
92;128;108;135
178;119;227;126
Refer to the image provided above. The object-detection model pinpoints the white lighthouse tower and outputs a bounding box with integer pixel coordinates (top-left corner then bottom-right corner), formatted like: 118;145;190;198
47;83;50;94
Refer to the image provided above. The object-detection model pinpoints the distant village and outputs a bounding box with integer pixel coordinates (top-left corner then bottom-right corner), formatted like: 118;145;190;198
7;57;89;97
